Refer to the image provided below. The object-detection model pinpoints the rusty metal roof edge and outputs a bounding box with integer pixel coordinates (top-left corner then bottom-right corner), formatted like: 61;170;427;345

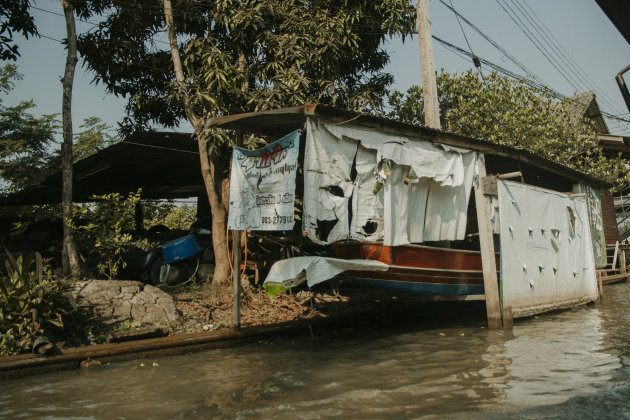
206;104;317;128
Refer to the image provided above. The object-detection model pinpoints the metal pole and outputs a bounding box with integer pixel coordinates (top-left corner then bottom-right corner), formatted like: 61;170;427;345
232;230;241;330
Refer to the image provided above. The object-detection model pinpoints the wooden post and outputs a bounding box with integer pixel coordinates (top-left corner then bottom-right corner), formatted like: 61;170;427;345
612;241;619;271
621;247;627;274
474;154;503;329
232;230;241;330
416;0;441;130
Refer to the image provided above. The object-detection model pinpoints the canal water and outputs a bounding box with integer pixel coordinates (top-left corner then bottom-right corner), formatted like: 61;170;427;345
1;283;630;419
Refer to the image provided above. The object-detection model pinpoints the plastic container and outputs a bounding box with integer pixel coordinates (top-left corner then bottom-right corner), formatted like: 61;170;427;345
161;234;203;264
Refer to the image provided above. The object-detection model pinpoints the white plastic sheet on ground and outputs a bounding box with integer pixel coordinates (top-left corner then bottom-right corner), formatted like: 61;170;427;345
263;256;388;297
303;118;475;246
228;130;299;231
498;181;598;317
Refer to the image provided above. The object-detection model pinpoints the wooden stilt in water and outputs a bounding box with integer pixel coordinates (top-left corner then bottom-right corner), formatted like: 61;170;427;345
474;154;502;329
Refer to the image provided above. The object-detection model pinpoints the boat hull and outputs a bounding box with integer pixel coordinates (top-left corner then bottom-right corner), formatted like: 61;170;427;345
333;242;498;296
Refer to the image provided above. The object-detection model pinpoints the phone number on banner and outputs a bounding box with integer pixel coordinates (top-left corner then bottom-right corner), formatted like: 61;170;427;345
261;215;292;225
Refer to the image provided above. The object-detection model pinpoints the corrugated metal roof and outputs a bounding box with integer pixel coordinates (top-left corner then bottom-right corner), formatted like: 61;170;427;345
1;132;204;206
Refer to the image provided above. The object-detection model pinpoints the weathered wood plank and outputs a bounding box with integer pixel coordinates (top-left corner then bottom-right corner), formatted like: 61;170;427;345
474;154;503;329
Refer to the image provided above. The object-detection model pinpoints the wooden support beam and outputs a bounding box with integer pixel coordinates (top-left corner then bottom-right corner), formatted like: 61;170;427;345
621;247;627;274
497;171;523;180
474;154;503;329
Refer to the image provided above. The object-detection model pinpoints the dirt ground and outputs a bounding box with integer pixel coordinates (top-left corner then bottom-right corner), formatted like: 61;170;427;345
169;279;417;334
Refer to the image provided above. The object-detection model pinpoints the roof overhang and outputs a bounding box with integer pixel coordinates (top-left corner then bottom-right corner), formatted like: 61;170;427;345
596;0;630;44
208;104;610;190
1;132;204;206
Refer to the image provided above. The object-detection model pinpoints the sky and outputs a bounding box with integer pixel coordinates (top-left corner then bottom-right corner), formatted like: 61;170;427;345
4;0;630;140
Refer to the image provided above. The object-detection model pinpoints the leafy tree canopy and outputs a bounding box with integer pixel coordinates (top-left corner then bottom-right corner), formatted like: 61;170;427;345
0;0;38;61
387;70;630;190
78;0;416;133
0;65;58;192
0;65;118;193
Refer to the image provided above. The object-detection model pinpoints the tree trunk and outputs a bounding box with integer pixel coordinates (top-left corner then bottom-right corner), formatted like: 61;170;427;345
163;0;231;284
60;0;81;276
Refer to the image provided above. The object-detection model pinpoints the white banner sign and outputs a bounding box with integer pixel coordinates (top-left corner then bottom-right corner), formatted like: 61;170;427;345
228;130;299;231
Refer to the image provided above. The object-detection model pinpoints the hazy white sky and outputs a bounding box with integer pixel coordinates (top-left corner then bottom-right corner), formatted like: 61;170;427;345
4;0;630;138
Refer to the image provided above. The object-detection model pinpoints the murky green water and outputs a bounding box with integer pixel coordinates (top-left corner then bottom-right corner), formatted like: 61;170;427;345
2;283;630;419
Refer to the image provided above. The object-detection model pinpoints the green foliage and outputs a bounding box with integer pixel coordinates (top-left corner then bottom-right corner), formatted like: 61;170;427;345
143;201;197;231
0;65;59;193
0;64;20;93
0;252;68;356
0;0;38;61
74;117;118;161
387;70;630;190
0;66;117;194
73;190;144;279
78;0;416;133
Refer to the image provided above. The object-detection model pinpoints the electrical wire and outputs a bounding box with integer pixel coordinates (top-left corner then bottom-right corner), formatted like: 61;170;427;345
497;0;624;117
446;0;486;84
436;0;542;83
496;0;584;93
511;0;620;112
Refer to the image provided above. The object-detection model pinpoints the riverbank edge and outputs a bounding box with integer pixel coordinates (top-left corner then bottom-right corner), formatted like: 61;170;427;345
0;306;394;380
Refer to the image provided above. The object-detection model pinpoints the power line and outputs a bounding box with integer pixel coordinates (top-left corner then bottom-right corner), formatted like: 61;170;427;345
514;0;621;113
497;0;624;118
436;0;544;84
496;0;585;93
432;35;630;127
446;0;483;78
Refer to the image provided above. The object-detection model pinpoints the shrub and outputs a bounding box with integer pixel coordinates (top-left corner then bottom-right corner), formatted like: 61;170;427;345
0;252;78;356
73;190;145;279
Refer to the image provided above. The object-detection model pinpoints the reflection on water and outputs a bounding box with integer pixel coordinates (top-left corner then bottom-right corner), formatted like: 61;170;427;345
1;283;630;419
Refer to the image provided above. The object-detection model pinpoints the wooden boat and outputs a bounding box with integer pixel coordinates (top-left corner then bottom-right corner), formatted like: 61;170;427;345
332;241;500;296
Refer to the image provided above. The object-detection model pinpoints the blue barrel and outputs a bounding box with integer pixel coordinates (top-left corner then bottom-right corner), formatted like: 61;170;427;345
162;235;203;264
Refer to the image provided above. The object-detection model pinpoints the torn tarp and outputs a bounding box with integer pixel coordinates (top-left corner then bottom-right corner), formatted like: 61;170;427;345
303;119;475;246
303;121;357;243
263;256;388;297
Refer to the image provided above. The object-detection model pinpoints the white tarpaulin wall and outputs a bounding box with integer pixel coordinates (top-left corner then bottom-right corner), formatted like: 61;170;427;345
498;181;598;317
303;118;475;246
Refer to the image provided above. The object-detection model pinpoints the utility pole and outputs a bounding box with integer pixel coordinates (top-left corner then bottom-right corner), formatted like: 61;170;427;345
416;0;441;129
